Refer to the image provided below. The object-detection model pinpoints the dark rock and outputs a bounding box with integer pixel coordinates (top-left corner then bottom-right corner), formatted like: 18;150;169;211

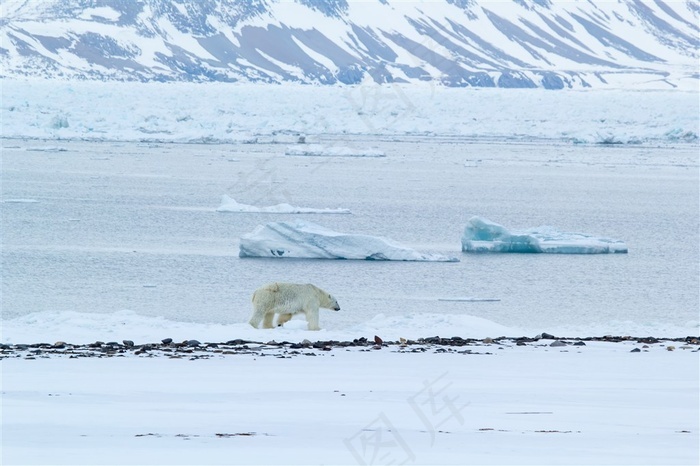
290;343;303;349
515;336;538;343
540;333;556;339
603;335;623;342
573;341;586;346
550;340;567;347
374;335;383;345
630;348;641;353
106;342;120;346
225;339;250;346
161;338;173;345
187;340;201;347
122;340;135;348
638;337;659;344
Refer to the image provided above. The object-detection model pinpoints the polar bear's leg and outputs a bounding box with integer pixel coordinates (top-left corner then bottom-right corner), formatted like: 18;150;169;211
249;309;264;329
262;311;275;329
277;313;293;327
305;307;321;331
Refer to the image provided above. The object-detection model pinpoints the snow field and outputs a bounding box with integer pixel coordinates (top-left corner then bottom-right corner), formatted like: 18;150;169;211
2;342;698;465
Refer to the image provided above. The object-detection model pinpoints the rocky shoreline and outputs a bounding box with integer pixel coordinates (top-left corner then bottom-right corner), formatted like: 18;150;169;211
2;334;698;360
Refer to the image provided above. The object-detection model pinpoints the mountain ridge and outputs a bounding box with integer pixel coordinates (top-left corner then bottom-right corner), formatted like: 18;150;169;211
1;0;698;88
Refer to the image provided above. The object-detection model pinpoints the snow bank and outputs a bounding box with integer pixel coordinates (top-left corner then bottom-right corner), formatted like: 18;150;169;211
239;220;458;261
1;309;516;344
462;216;628;254
216;195;351;214
284;144;385;157
3;309;697;347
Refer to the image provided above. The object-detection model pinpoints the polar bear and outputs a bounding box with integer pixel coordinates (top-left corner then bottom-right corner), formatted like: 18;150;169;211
249;282;340;331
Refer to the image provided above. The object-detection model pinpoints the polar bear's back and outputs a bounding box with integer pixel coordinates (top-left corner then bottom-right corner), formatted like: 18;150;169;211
252;282;322;311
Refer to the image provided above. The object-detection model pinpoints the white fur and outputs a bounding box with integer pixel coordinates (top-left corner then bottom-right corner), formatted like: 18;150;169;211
249;282;340;331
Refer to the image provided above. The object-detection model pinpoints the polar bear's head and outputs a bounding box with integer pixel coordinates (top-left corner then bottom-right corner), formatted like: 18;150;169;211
327;294;340;311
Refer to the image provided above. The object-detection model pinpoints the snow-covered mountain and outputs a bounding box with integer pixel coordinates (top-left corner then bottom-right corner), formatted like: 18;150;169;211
1;0;698;88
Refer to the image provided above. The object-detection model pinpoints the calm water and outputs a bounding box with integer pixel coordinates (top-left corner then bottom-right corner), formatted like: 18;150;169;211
2;137;698;335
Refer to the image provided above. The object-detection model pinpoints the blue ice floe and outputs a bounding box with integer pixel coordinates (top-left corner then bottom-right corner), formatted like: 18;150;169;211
240;220;458;261
461;216;628;254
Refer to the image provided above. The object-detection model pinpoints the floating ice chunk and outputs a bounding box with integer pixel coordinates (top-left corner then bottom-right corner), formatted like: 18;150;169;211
26;146;68;152
217;195;350;214
284;144;385;157
461;216;628;254
437;297;501;302
240;220;458;261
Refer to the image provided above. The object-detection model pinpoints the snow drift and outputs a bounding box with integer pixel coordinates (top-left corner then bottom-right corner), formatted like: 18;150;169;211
239;220;458;261
461;216;628;254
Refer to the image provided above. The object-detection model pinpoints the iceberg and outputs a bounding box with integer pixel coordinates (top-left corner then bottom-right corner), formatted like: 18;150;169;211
461;216;628;254
240;220;458;261
284;144;385;157
217;195;350;214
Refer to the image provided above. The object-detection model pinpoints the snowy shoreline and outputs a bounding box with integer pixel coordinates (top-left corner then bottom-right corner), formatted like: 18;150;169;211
2;334;698;360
